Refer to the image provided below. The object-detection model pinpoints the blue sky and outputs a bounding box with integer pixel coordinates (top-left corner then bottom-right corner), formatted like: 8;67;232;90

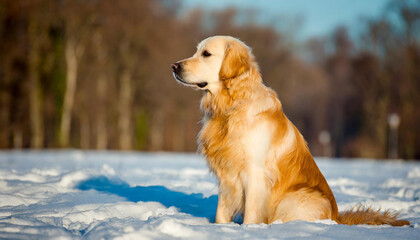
181;0;390;40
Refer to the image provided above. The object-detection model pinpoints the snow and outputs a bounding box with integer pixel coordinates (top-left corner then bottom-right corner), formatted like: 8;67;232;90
0;151;419;239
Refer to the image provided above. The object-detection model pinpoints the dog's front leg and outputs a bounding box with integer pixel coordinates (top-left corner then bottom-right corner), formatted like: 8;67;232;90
241;122;272;224
215;180;243;223
243;166;268;224
215;192;232;223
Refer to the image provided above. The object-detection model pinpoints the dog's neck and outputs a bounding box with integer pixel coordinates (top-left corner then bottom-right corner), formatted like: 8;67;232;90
201;66;263;117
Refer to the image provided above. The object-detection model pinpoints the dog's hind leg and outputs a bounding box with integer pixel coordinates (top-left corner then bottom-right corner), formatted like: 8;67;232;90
270;188;332;223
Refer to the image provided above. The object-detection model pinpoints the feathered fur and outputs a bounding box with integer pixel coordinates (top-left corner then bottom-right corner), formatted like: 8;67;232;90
338;206;410;226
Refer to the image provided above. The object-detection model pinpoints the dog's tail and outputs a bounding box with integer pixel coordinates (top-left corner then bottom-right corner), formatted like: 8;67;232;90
337;206;410;226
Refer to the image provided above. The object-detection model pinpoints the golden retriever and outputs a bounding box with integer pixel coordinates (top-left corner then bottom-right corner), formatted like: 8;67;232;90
171;36;409;226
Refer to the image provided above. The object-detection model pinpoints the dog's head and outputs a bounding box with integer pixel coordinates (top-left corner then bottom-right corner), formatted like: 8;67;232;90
171;36;251;93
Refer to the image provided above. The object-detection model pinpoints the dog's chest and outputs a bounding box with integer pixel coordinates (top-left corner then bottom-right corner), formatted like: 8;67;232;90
199;113;272;177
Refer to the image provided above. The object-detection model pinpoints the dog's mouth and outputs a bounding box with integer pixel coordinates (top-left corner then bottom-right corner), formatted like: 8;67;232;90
173;73;208;89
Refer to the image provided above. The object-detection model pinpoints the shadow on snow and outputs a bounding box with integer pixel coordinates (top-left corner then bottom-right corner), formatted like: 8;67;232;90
76;176;218;222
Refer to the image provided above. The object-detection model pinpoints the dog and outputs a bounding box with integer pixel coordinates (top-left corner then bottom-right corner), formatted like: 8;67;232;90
171;36;410;226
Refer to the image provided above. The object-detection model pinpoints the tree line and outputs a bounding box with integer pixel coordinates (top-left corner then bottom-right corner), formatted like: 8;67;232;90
0;0;419;159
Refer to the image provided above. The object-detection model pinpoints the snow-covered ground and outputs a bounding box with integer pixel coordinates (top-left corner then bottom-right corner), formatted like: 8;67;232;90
0;151;419;239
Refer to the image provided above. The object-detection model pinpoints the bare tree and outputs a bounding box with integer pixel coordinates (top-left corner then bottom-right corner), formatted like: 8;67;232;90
59;0;94;147
60;37;84;147
118;55;134;150
27;0;52;148
93;32;109;150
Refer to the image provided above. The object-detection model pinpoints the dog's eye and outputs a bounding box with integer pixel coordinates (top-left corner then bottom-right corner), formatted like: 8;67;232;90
202;50;211;57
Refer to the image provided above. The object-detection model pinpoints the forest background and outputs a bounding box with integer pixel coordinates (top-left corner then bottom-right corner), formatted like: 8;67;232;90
0;0;419;160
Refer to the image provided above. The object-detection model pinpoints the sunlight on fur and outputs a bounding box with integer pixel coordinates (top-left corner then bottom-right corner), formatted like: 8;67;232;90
172;36;410;226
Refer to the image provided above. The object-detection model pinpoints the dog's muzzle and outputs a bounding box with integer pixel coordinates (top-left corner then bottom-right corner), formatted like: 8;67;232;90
171;62;207;89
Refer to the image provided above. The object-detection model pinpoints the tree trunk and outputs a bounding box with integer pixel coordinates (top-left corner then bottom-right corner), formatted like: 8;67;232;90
80;111;90;149
60;39;82;147
13;126;23;149
29;68;44;148
118;68;133;150
0;78;11;148
94;33;108;150
173;111;186;151
150;110;165;151
28;21;44;149
96;76;108;150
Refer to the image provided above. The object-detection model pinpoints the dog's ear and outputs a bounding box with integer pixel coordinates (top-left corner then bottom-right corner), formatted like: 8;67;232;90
219;40;250;80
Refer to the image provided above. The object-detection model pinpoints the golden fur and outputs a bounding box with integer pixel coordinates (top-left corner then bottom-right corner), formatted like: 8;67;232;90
172;36;410;226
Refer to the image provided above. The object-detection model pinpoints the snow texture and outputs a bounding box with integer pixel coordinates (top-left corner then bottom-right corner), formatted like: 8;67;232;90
0;151;419;239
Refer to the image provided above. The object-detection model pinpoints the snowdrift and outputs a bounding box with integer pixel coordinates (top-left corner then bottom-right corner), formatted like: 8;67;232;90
0;151;418;239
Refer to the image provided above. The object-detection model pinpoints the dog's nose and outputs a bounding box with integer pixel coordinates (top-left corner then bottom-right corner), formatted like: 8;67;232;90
171;62;181;72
